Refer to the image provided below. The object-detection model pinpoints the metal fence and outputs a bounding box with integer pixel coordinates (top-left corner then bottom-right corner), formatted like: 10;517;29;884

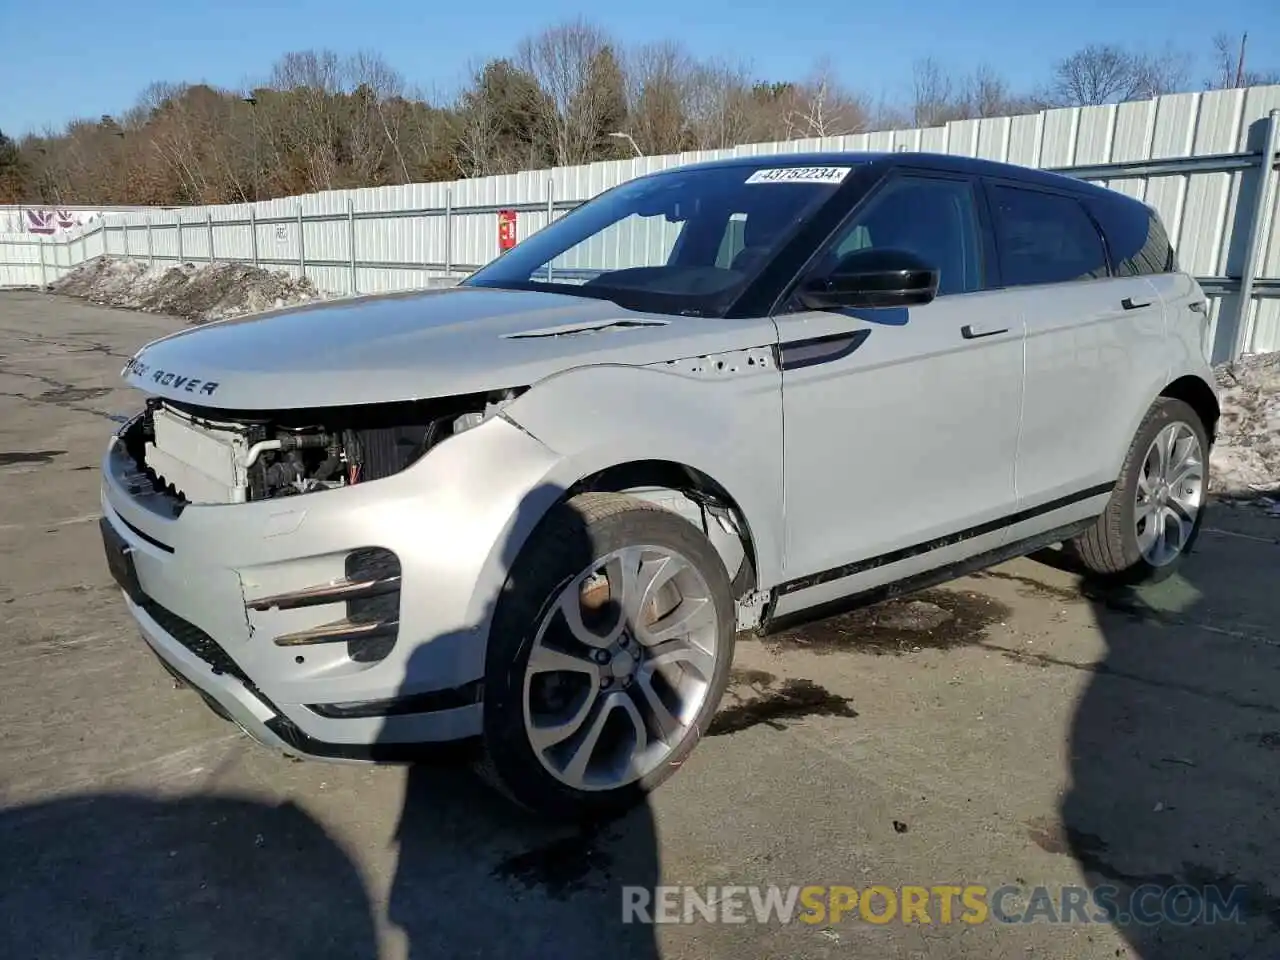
2;83;1279;362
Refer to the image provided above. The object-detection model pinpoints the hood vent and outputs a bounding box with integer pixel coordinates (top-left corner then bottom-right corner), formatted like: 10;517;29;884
503;317;669;340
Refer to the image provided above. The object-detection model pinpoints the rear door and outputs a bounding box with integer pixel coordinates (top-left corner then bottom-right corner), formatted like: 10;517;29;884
984;180;1168;515
1083;193;1213;365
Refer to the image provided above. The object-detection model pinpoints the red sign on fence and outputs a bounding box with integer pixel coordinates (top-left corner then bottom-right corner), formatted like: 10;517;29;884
498;209;517;251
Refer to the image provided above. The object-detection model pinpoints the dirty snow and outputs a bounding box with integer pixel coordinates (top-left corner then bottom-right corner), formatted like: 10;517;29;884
1211;350;1280;504
50;257;331;324
44;255;1279;504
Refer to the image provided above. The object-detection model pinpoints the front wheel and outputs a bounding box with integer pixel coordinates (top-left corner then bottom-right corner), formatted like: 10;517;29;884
1071;397;1209;586
475;492;736;820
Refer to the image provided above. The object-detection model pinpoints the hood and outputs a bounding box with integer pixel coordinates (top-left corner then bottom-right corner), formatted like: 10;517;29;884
121;286;778;410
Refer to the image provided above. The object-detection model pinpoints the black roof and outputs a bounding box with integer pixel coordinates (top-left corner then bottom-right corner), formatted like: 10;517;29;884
672;149;1131;206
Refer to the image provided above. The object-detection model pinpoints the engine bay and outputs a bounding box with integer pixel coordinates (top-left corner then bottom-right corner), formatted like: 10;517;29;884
121;389;523;505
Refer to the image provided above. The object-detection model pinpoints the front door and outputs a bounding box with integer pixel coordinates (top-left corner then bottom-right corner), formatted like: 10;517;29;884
773;171;1025;607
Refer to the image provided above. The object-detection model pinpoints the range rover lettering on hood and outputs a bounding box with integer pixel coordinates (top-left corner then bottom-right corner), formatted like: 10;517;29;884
124;355;220;396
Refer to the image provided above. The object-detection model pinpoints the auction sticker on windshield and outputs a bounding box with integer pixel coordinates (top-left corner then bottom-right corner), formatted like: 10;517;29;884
744;166;852;184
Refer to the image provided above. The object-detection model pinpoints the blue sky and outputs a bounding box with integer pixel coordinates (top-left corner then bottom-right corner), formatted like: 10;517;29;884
0;0;1276;137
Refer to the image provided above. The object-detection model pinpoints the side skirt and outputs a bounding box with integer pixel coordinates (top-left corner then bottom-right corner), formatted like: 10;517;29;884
759;517;1096;636
774;482;1114;598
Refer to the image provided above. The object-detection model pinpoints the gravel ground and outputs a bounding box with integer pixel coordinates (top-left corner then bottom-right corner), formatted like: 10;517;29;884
1;290;1278;960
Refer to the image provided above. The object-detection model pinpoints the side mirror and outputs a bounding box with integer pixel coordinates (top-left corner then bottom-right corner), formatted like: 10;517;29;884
798;248;939;311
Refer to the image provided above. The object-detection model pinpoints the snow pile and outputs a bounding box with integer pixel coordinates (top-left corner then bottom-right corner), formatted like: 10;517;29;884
51;257;331;324
1211;351;1280;502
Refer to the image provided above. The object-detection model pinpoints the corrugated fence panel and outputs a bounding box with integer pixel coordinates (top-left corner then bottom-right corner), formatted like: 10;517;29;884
1075;105;1116;166
1040;108;1079;167
1243;86;1280;353
1111;100;1157;162
4;86;1279;355
0;235;42;287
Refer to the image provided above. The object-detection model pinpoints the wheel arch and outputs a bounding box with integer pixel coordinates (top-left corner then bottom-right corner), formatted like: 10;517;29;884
564;458;763;598
1159;374;1221;446
1108;371;1221;481
462;449;778;648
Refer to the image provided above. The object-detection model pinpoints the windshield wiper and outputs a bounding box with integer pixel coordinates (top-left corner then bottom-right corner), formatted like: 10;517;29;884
468;279;711;318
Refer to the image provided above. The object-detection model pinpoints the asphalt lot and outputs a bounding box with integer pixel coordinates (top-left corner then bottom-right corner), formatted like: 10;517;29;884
1;288;1277;960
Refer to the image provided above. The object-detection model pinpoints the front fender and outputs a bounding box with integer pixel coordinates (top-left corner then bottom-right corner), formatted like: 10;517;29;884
501;361;785;587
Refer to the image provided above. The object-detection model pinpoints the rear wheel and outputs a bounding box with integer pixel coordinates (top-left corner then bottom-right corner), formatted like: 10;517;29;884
1071;397;1209;585
476;492;736;820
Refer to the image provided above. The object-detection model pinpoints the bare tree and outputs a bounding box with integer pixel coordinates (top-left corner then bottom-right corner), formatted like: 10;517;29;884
517;19;626;167
1049;42;1189;106
267;50;345;191
453;62;504;178
134;82;250;203
454;58;550;176
346;51;412;185
1050;44;1138;105
399;87;461;181
779;58;868;138
957;65;1009;118
623;41;697;155
911;57;959;126
683;57;756;150
1131;42;1194;99
1207;32;1280;89
0;128;24;203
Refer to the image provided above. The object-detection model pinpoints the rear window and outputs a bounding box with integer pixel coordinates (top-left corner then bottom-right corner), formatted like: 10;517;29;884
1084;195;1177;276
990;185;1110;287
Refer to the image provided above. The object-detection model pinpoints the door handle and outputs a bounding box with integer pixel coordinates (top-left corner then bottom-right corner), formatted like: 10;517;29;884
1121;297;1151;310
960;324;1008;340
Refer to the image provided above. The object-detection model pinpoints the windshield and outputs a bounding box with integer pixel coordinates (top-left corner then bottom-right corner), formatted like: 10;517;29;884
462;163;859;317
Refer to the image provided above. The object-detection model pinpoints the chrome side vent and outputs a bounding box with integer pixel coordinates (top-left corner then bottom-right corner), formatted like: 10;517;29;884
262;547;401;663
273;618;398;646
248;574;401;611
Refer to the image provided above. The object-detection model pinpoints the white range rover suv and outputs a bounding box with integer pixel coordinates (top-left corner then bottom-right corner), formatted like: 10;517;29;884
100;152;1219;819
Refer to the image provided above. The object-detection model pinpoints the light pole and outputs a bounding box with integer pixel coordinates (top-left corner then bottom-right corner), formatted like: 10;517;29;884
608;131;643;158
243;96;258;201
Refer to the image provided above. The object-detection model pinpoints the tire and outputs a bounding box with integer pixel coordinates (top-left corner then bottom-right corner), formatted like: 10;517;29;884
1071;397;1210;586
475;492;737;820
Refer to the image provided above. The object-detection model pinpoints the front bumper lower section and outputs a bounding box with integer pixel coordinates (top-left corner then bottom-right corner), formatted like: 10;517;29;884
99;412;565;761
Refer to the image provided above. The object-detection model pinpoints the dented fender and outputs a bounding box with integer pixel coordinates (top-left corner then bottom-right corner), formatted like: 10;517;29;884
501;356;787;588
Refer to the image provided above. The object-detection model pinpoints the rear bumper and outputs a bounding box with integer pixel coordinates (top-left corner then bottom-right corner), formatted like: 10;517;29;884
100;411;567;760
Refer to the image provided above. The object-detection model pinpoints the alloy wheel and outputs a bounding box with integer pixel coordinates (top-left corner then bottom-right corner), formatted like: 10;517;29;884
521;544;721;791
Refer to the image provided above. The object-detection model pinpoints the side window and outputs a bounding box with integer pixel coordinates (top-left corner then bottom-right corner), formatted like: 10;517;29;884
1084;196;1177;276
991;185;1109;286
823;175;983;296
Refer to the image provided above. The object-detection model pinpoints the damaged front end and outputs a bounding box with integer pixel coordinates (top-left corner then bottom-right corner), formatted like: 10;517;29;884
120;388;525;507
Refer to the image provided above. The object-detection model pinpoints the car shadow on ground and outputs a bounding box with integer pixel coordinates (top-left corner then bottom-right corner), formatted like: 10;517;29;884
0;482;662;960
382;482;662;959
0;792;380;958
1041;500;1280;957
388;762;660;959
